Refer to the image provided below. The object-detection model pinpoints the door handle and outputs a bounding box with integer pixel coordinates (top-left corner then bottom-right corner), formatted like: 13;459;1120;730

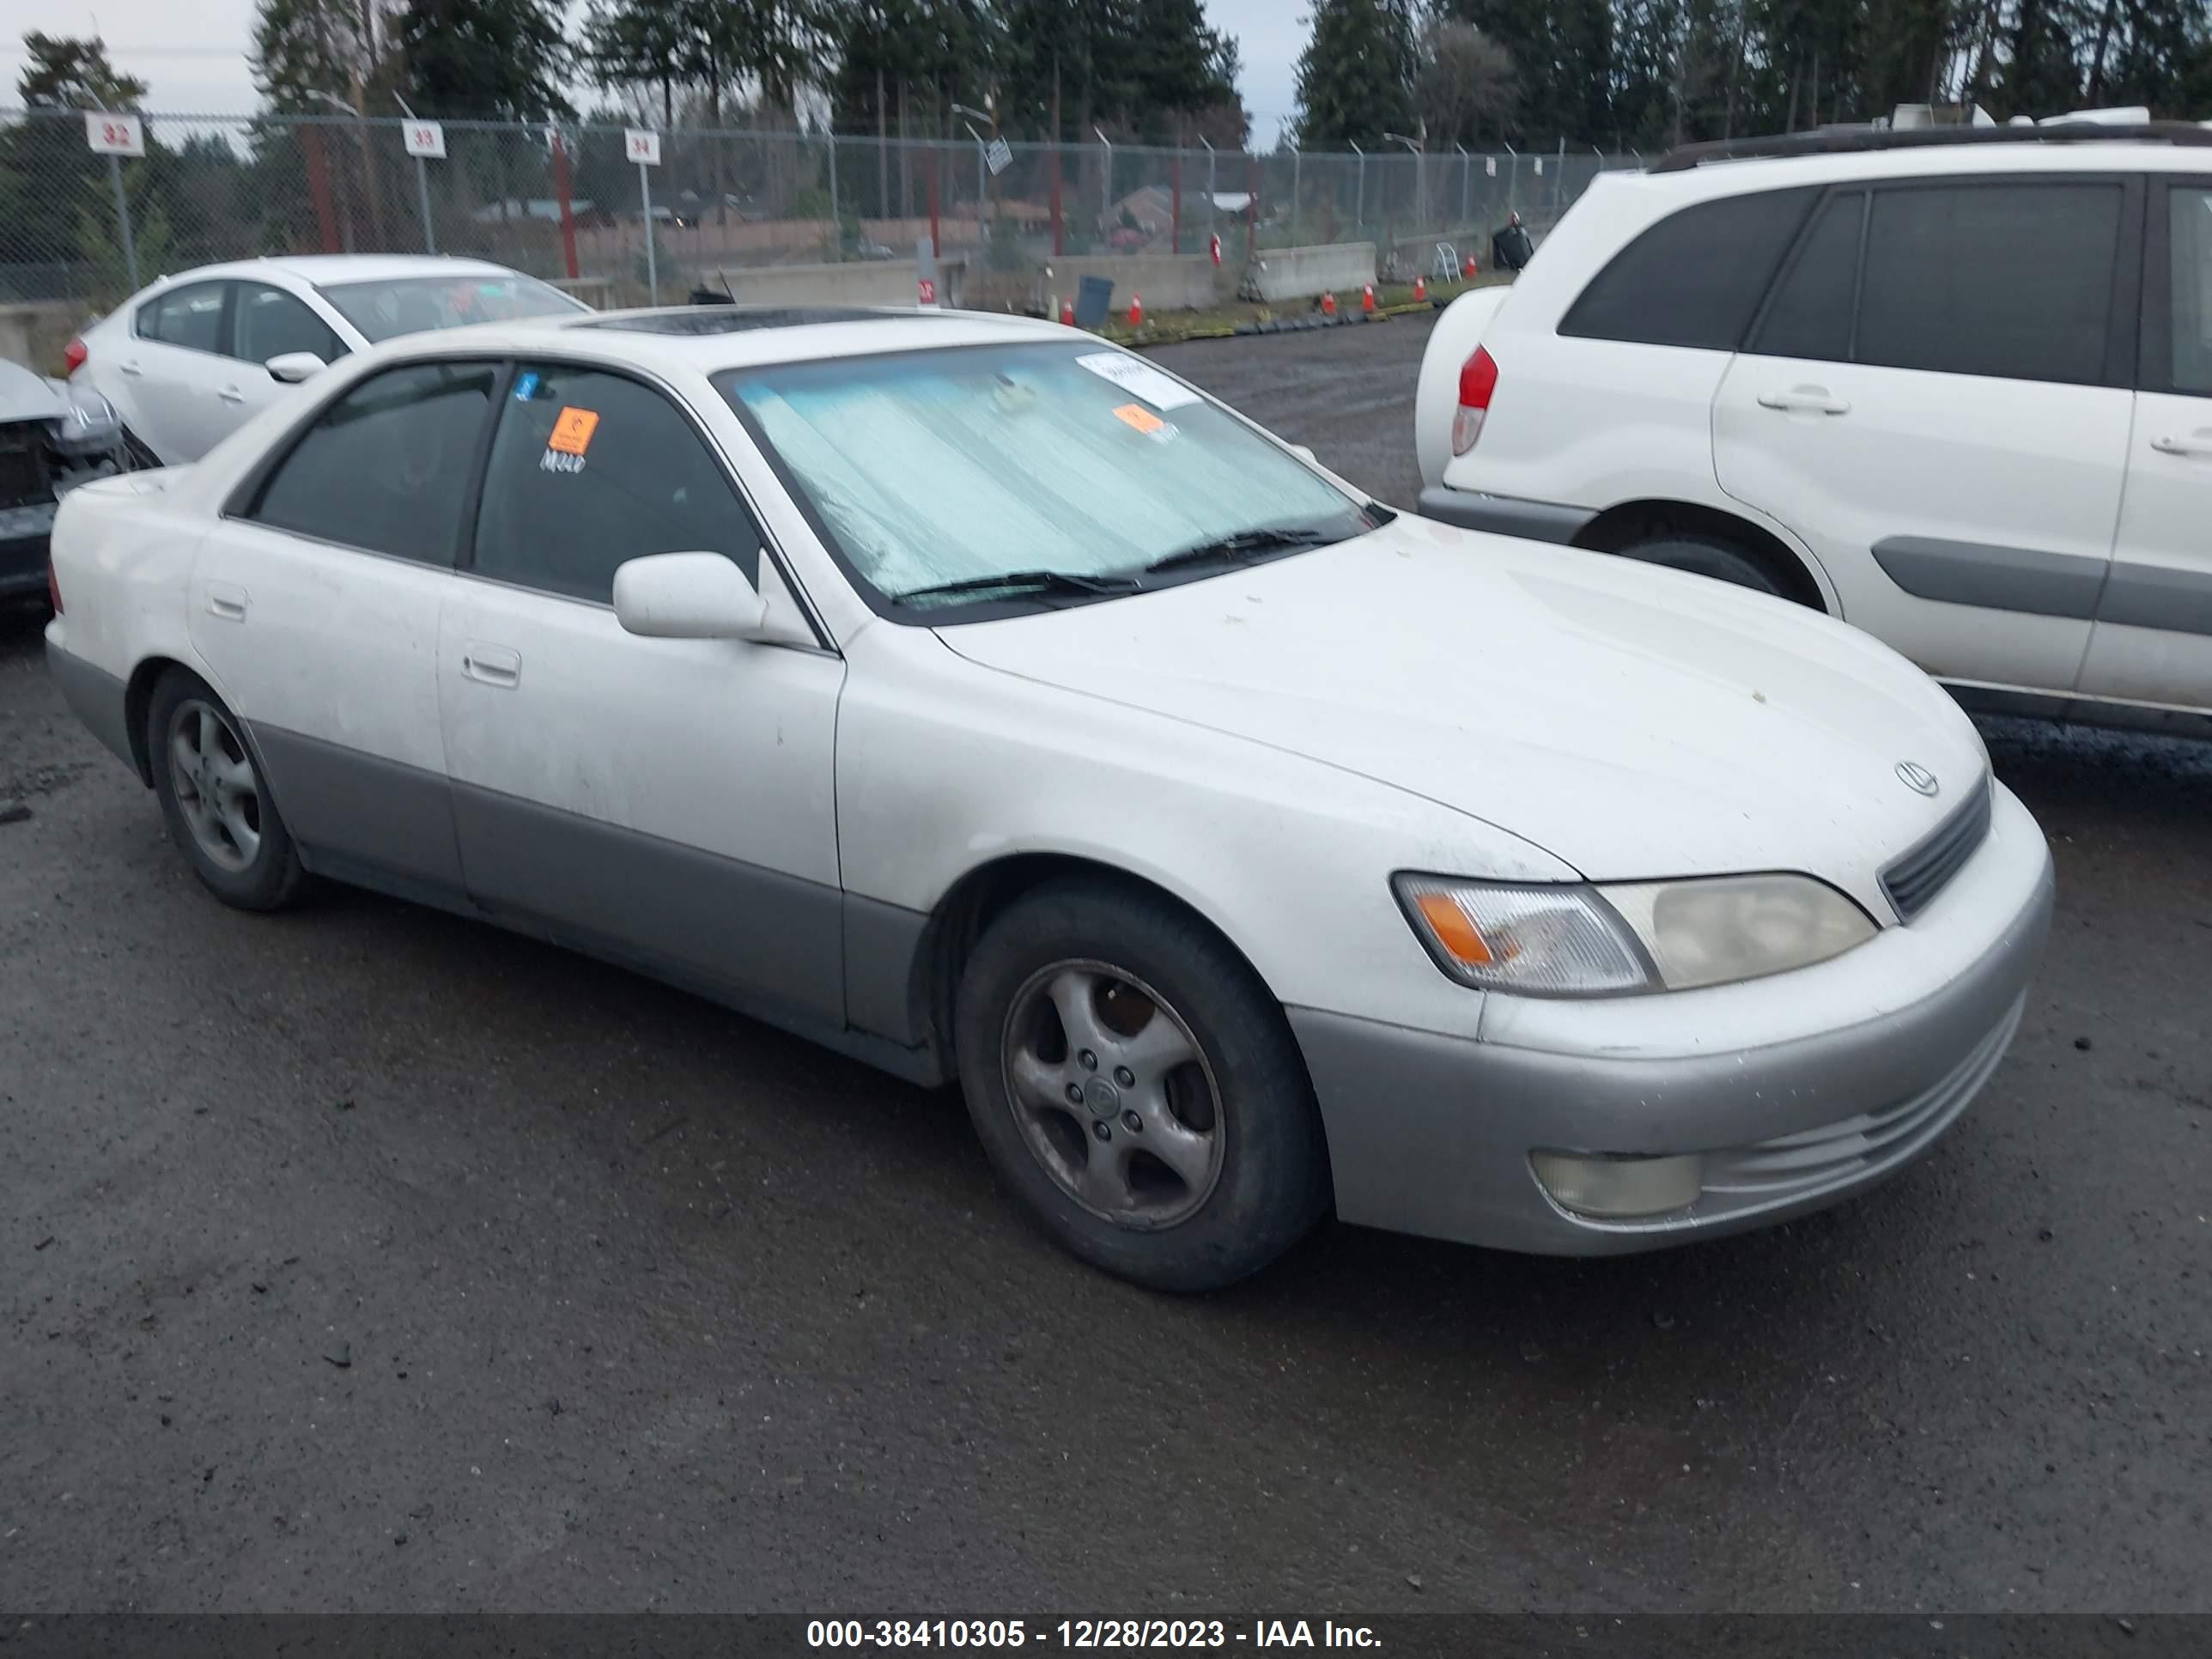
206;581;248;622
216;386;246;404
118;361;143;377
2149;432;2212;458
460;643;522;688
1757;386;1851;416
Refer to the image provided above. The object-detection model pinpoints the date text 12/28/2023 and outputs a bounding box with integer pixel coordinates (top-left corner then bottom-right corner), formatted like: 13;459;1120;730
805;1621;1382;1649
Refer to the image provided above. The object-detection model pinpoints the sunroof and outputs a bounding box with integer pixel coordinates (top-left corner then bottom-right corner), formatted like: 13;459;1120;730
581;307;930;336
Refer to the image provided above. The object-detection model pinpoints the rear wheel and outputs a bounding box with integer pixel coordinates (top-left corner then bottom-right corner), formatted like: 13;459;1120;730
1613;532;1790;599
954;879;1330;1291
146;669;306;911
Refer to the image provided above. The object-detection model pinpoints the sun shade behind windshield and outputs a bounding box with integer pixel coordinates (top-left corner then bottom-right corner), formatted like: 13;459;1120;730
318;273;585;343
718;343;1360;607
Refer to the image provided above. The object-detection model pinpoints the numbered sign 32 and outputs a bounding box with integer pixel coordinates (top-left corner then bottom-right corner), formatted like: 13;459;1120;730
624;129;661;167
84;112;145;158
916;276;938;308
404;121;447;160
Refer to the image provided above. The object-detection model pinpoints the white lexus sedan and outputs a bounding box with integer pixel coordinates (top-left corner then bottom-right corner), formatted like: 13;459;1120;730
68;254;587;467
45;306;2056;1291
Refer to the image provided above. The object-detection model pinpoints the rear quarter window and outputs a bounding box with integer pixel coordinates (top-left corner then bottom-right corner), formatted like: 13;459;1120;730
1559;188;1815;350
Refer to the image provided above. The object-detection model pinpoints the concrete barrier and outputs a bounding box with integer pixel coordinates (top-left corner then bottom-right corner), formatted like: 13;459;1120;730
1035;254;1218;313
1238;241;1378;303
0;301;88;375
702;258;968;309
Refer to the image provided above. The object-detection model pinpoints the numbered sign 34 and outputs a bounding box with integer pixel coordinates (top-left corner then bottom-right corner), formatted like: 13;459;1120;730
917;276;938;308
624;129;661;167
84;112;144;158
404;121;447;160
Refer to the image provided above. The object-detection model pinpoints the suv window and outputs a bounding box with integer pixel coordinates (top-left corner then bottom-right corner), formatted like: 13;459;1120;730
2169;186;2212;396
1560;188;1814;350
249;361;497;562
1751;191;1864;362
234;282;344;367
138;282;226;353
471;362;762;603
1856;181;2120;385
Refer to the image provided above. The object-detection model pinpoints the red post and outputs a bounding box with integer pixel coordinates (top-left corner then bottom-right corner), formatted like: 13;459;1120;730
550;131;580;280
301;125;340;253
1171;151;1182;255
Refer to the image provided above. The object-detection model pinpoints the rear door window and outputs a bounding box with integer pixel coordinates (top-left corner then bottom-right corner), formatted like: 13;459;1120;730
1750;191;1865;362
246;360;497;562
138;282;228;353
1559;188;1814;349
1855;180;2122;385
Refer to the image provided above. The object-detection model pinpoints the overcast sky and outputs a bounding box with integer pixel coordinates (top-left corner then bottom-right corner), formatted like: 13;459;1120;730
0;0;1311;140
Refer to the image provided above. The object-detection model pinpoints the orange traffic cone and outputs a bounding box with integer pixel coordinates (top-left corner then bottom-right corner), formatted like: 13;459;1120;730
1059;295;1073;326
1362;283;1376;314
1413;275;1427;301
1128;292;1144;328
1321;291;1337;317
1463;253;1478;278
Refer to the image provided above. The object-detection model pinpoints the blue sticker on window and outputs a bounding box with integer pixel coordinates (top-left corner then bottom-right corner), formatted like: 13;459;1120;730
513;371;539;401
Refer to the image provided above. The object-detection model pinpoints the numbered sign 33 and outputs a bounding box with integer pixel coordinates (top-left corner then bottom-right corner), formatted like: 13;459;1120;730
624;129;662;167
84;112;145;158
917;276;938;307
404;122;447;159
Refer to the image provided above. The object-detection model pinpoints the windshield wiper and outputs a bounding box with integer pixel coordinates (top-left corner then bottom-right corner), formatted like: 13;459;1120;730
1138;525;1344;578
895;568;1143;605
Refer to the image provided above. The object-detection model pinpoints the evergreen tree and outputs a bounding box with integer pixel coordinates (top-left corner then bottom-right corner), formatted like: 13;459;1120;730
1293;0;1418;147
393;0;574;119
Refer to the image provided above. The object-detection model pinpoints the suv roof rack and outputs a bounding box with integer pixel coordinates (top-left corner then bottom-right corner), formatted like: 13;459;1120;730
1650;120;2212;173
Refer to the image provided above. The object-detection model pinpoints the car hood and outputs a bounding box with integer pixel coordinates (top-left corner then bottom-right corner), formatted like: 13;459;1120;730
934;515;1989;909
0;359;68;422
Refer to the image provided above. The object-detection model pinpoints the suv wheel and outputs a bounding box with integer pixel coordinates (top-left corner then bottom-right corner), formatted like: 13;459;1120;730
1615;533;1789;599
954;879;1331;1291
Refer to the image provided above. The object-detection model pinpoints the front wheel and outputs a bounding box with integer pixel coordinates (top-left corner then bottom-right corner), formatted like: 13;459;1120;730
147;668;306;911
954;879;1330;1291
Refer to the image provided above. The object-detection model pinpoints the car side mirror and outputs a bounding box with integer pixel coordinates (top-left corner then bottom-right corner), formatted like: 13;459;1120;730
613;551;770;641
264;351;326;385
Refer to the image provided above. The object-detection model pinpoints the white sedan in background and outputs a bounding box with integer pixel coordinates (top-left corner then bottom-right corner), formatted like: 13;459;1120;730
45;307;2053;1291
67;254;587;465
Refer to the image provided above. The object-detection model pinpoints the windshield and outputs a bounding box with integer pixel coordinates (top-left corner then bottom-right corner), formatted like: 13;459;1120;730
717;342;1370;612
318;273;585;343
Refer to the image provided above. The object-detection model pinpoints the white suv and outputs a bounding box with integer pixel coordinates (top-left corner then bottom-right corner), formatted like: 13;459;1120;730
1416;124;2212;729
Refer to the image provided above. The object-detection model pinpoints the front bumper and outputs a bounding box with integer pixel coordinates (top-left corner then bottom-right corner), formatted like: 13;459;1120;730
1415;484;1595;545
1291;783;2056;1254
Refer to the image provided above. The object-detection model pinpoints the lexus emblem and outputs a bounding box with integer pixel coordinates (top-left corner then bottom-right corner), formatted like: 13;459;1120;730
1895;761;1940;798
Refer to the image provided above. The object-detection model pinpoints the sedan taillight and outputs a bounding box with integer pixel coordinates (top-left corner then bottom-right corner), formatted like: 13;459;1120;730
64;337;88;375
1452;344;1498;457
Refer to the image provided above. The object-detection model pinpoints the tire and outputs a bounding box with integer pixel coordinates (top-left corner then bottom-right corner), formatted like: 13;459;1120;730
146;668;307;911
1614;533;1790;599
954;878;1330;1291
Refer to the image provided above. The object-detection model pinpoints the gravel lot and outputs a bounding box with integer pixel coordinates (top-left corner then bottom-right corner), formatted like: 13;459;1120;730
3;311;2207;1615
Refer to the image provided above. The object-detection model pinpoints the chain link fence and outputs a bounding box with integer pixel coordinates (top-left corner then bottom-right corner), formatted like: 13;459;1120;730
0;106;1644;354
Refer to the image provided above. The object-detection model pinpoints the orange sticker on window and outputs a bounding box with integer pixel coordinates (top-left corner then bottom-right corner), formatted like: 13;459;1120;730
547;406;600;455
1112;402;1165;435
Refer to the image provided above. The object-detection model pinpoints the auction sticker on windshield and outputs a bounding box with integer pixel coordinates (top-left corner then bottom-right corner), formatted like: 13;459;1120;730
1077;352;1200;411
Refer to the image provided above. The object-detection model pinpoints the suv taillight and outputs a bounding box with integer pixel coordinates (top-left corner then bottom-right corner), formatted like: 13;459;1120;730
47;560;63;614
1452;344;1498;457
64;337;88;375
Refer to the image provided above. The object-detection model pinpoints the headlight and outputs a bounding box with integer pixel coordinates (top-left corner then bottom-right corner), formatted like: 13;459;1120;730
1395;872;1875;997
